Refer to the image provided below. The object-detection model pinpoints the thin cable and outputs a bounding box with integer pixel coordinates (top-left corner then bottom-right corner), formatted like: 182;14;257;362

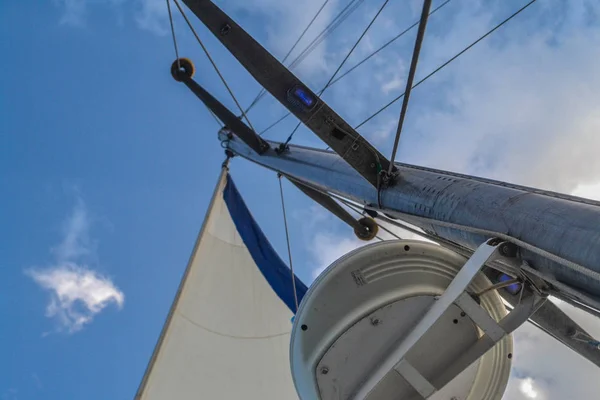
375;219;403;240
167;0;220;127
283;0;391;146
387;0;432;173
206;109;222;126
166;0;181;69
244;0;331;114
475;278;521;297
258;0;450;138
289;0;365;71
247;0;366;115
328;0;451;87
259;113;291;136
278;176;299;312
325;0;391;91
356;0;539;129
172;0;257;134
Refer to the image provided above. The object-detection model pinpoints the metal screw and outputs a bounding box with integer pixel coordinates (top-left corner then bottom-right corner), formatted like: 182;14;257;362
220;23;232;36
500;243;517;257
320;367;329;375
460;311;466;317
371;318;381;326
370;163;376;168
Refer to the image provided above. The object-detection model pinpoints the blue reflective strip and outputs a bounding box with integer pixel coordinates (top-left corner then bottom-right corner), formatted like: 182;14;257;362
223;174;308;313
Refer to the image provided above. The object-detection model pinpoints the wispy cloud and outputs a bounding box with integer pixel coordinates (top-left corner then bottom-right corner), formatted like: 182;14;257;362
55;0;87;26
54;0;125;27
53;0;164;33
135;0;169;36
26;196;124;334
368;118;396;145
0;388;18;400
32;373;43;390
225;0;341;79
310;232;365;279
376;57;406;95
52;197;92;261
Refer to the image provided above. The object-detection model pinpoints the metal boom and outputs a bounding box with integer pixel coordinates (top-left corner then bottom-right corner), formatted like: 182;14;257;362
173;0;600;385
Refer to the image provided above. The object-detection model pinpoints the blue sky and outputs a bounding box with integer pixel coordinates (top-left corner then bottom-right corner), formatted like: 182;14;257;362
3;0;600;399
0;1;325;399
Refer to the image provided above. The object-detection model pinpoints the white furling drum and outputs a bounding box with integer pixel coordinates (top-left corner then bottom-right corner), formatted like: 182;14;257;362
291;240;512;400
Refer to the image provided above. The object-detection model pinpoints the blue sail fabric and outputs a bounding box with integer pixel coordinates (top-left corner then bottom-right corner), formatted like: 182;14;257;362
223;174;308;312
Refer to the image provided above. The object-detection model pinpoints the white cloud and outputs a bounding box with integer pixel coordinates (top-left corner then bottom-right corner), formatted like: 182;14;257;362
135;0;169;36
225;0;341;79
55;0;87;26
52;197;92;261
519;377;539;399
26;197;124;334
572;182;600;201
293;204;365;278
310;232;366;278
504;309;600;400
376;57;406;95
54;0;125;27
368;118;396;145
380;76;404;95
395;2;600;196
27;264;124;333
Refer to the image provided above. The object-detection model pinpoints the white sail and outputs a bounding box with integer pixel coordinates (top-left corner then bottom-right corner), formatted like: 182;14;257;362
136;168;305;400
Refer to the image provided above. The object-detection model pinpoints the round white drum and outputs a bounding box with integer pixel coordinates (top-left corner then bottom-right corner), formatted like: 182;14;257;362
290;240;512;400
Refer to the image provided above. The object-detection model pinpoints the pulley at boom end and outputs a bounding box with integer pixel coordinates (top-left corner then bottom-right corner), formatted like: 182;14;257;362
354;217;379;241
169;57;270;155
171;58;195;82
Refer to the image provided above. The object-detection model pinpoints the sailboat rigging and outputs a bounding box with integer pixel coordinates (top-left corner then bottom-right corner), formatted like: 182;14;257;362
137;0;600;399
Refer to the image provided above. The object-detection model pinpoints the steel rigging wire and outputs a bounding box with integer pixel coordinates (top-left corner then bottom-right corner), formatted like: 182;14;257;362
355;0;540;130
170;0;258;133
165;0;222;126
319;0;539;151
243;0;332;114
258;0;451;137
386;0;432;174
245;0;366;115
167;0;366;131
278;175;300;312
261;0;539;146
280;0;392;149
